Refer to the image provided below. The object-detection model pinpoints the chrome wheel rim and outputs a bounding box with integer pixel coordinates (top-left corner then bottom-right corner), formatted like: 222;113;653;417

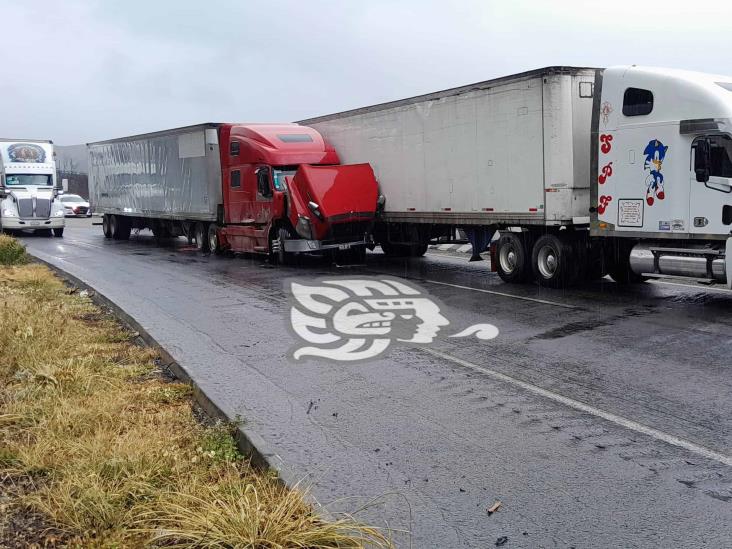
537;245;558;279
499;244;518;274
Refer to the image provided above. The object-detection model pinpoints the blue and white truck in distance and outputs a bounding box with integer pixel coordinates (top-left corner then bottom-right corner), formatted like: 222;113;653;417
0;139;65;237
303;66;732;289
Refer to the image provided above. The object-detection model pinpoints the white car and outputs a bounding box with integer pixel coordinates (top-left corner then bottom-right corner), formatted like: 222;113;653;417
60;194;92;217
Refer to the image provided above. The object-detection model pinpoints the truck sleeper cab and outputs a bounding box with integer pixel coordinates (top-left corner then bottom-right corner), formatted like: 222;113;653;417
89;123;380;263
593;66;732;288
219;124;379;262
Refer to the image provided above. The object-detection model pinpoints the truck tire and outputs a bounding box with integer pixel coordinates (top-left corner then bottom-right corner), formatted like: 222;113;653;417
409;243;428;257
194;222;209;252
531;234;576;288
496;232;531;283
380;241;405;257
102;214;113;238
53;228;64;238
111;215;131;240
269;226;294;265
208;223;221;254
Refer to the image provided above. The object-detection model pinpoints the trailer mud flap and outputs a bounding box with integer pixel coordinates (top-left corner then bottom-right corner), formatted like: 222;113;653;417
464;227;496;262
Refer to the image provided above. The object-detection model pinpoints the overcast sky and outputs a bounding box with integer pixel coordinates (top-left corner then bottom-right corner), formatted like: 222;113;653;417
3;0;732;144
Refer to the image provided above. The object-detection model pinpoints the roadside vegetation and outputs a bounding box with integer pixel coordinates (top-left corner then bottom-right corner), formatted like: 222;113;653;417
0;235;389;547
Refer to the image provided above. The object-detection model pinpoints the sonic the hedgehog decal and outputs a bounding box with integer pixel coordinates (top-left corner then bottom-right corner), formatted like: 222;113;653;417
288;277;499;362
643;139;668;206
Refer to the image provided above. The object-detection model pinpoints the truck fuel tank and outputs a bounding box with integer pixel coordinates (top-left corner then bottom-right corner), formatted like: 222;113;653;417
629;243;727;283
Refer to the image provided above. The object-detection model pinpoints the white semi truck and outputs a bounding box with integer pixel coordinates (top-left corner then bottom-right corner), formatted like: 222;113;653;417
302;66;732;289
0;139;65;237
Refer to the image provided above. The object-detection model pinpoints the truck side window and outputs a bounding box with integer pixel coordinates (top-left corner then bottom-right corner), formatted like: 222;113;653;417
230;170;241;188
256;167;272;198
707;135;732;177
623;88;653;116
230;141;240;156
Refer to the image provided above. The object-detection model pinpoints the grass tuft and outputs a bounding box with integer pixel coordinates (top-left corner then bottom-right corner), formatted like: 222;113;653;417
0;234;28;265
0;263;391;547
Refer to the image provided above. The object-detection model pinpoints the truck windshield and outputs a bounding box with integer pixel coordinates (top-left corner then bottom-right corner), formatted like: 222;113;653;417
273;168;297;191
5;174;53;187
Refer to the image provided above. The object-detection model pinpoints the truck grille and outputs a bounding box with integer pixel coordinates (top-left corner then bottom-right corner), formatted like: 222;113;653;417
17;198;33;218
16;197;52;218
35;198;51;218
327;220;371;243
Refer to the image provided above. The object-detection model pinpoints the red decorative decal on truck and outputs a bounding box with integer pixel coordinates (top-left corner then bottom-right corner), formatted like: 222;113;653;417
600;134;613;154
598;162;613;184
598;195;612;215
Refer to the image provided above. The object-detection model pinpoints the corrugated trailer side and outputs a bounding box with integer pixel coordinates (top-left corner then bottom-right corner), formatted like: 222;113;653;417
88;123;222;222
300;67;597;227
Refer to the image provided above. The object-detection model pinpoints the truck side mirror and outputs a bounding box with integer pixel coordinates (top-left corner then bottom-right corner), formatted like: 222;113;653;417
695;139;711;183
256;167;272;198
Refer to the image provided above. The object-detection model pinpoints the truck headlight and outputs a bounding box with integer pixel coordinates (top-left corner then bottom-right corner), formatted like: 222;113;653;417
295;215;313;239
54;209;65;217
2;208;17;218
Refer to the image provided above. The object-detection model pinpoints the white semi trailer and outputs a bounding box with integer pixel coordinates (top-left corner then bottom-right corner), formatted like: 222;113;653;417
0;139;65;237
302;66;732;289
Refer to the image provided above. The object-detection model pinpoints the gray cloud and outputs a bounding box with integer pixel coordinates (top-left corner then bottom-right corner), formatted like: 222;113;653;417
2;0;732;144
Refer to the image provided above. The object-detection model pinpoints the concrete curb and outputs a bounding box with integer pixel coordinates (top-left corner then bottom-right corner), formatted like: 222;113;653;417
29;254;304;496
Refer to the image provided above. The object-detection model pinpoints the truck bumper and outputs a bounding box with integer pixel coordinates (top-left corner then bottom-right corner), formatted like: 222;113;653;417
1;218;65;231
283;238;366;253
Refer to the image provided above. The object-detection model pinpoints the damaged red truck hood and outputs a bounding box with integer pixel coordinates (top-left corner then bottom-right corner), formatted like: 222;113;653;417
288;163;379;240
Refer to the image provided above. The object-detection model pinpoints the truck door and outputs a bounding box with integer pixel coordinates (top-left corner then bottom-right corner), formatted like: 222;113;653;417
225;167;254;224
252;165;274;225
689;135;732;235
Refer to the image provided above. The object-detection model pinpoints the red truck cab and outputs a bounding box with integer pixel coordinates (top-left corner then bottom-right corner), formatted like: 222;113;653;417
215;124;379;262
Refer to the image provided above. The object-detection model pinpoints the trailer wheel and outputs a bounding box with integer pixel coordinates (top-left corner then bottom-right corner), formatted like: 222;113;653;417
531;234;575;288
102;214;113;238
496;232;531;283
194;222;209;252
208;223;221;254
111;215;131;240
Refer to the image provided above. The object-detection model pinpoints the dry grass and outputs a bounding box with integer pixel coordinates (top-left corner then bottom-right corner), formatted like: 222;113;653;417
0;254;391;547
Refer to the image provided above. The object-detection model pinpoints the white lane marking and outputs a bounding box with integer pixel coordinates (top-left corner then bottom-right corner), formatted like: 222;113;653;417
649;279;732;294
457;244;473;253
437;244;454;251
425;279;578;309
422;347;732;467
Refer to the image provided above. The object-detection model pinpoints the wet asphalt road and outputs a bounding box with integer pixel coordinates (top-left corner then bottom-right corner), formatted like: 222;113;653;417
20;218;732;548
